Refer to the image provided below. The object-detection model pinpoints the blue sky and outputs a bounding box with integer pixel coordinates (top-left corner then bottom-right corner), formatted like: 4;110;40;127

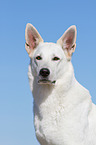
0;0;96;145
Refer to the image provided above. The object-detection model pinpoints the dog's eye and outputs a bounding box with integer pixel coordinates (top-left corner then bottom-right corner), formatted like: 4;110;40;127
36;56;42;60
52;57;60;61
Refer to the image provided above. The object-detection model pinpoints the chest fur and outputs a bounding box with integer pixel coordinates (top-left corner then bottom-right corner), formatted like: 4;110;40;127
34;95;90;145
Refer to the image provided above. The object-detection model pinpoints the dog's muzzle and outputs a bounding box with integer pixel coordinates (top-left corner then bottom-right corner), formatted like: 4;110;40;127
38;68;56;85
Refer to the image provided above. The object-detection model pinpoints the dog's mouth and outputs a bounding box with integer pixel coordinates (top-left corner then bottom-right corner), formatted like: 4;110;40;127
38;79;56;85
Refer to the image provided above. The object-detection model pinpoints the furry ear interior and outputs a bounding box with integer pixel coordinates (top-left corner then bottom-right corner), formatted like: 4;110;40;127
25;23;43;58
57;25;77;60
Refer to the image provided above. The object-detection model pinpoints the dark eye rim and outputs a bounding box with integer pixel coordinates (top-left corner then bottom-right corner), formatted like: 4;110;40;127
52;57;60;61
36;56;42;60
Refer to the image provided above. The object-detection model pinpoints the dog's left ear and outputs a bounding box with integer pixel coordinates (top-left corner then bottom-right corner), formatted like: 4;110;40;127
57;25;77;60
25;23;44;58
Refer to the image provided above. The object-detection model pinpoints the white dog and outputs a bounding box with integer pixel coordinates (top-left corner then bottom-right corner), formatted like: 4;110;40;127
25;23;96;145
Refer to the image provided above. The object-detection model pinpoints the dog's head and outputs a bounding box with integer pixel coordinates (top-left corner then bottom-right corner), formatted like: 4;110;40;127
25;23;77;85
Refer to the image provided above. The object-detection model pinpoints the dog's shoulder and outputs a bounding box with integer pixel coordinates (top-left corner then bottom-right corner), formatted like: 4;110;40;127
68;80;92;106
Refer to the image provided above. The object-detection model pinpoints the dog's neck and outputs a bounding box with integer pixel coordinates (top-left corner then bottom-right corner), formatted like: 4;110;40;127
32;62;76;106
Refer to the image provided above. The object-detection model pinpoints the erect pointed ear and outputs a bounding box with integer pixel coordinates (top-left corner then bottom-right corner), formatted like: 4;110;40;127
25;23;44;58
57;25;77;60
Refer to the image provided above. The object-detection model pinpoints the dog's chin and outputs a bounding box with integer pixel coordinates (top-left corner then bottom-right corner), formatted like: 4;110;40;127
38;79;56;85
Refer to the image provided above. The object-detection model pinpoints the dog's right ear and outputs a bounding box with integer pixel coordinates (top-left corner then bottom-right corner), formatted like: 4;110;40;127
57;25;77;60
25;23;43;58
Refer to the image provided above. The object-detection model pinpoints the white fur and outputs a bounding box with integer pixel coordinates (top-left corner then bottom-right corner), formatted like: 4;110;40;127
25;24;96;145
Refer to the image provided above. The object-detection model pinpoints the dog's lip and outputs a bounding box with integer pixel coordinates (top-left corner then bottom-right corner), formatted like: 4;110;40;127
38;79;56;84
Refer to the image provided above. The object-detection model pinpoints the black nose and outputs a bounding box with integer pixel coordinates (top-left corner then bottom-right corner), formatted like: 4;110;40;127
40;68;50;77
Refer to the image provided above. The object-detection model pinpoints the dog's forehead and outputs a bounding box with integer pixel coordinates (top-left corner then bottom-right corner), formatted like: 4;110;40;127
35;42;64;56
